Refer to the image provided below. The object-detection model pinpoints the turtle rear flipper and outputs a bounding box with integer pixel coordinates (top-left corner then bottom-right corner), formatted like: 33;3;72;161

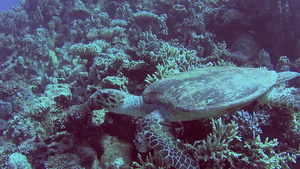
276;71;300;84
137;110;200;169
258;87;300;112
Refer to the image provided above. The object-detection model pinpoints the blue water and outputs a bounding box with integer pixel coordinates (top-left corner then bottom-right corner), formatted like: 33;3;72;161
0;0;21;11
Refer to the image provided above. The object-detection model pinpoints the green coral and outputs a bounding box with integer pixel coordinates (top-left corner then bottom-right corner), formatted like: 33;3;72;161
145;61;179;85
69;43;102;56
133;11;160;22
188;117;244;168
161;42;199;64
131;153;165;169
161;42;182;58
291;112;300;133
49;50;58;69
99;26;126;41
211;41;231;59
159;42;206;71
244;133;297;168
186;117;298;168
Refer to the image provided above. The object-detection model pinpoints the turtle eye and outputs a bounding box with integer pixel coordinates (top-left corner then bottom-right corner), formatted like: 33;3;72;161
109;98;116;103
102;92;110;99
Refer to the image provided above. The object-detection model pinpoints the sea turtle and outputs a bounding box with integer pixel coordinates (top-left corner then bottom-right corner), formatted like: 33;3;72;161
80;66;300;169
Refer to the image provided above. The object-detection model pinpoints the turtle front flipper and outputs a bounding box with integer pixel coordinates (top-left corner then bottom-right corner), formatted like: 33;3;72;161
137;110;200;169
258;87;300;112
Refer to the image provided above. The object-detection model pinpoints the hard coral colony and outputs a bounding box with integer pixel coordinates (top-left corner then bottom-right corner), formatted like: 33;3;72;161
0;0;300;169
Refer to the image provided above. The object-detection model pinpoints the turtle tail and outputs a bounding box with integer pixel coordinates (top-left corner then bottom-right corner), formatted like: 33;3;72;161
258;87;300;112
137;110;200;169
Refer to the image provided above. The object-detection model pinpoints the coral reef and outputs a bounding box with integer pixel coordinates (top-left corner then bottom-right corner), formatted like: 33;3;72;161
132;153;165;169
100;134;133;168
187;115;297;168
45;153;83;169
7;152;32;169
188;117;244;168
145;61;179;85
0;0;300;168
244;134;296;168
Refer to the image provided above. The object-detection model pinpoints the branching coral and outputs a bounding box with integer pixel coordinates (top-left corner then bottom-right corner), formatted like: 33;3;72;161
185;113;298;168
187;117;244;168
161;42;182;59
145;61;179;85
231;110;270;137
147;41;204;71
211;41;231;60
291;111;300;134
160;42;200;65
244;133;297;169
131;153;165;169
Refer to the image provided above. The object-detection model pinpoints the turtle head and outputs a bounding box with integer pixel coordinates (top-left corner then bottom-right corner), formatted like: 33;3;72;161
87;89;126;113
87;89;143;116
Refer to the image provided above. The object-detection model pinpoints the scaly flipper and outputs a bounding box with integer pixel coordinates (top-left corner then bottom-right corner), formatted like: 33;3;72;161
258;87;300;112
137;110;200;169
